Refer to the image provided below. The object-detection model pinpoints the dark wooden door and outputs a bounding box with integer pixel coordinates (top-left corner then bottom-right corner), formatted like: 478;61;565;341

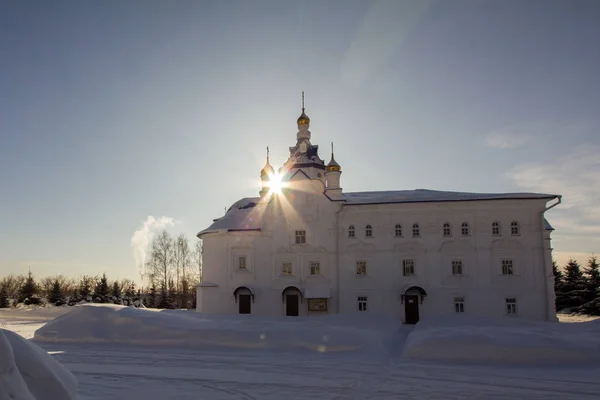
239;294;251;314
404;295;419;324
285;294;299;316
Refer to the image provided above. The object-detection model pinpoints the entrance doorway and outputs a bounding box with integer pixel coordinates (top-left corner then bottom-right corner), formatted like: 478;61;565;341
285;294;299;316
239;294;251;314
404;295;419;324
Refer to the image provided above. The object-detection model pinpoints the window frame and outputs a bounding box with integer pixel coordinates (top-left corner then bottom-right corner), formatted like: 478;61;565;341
295;230;307;244
402;259;415;276
492;221;501;236
309;261;321;276
395;224;402;238
356;260;367;276
281;262;293;276
461;222;470;236
412;223;420;238
451;259;463;275
454;297;465;313
443;223;452;237
358;296;368;312
237;256;247;270
348;225;355;239
365;224;373;238
501;259;514;275
510;221;520;236
505;298;518;315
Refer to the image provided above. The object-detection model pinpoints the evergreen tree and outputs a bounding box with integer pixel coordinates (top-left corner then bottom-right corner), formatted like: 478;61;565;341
93;273;110;302
148;283;157;308
19;271;39;304
111;281;122;299
78;275;93;300
580;255;600;315
553;260;566;311
168;278;177;308
157;282;171;309
561;259;587;311
0;285;9;308
48;279;66;305
125;283;135;298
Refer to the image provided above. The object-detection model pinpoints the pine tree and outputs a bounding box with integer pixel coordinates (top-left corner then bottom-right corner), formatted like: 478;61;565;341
111;281;122;299
78;275;93;300
48;279;66;305
93;273;110;302
580;255;600;315
561;259;587;311
0;285;9;308
553;260;566;311
148;284;157;308
19;271;40;304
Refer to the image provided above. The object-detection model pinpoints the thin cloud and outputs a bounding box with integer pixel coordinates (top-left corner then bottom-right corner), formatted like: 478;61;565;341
506;144;600;255
484;130;531;149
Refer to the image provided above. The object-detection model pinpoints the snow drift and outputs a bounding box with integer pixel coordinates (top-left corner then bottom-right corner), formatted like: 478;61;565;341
34;304;401;354
402;316;600;365
0;329;78;400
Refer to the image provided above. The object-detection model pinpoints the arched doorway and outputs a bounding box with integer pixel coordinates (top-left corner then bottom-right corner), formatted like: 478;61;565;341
281;286;303;316
401;286;427;324
233;286;254;314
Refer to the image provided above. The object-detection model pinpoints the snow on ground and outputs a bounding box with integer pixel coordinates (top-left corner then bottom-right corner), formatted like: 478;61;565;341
0;329;78;400
2;306;600;399
402;315;600;365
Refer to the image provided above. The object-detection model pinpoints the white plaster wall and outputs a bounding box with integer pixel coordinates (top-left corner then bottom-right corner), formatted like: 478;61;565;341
198;187;556;322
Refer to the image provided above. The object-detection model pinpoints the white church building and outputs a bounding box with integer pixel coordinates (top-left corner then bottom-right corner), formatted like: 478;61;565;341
196;100;561;323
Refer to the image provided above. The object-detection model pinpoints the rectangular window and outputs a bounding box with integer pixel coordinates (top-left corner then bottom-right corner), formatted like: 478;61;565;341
238;256;247;270
358;296;368;312
506;298;517;314
502;259;514;275
454;297;465;313
452;260;463;275
356;261;367;275
310;262;320;276
295;230;306;244
403;259;415;276
282;262;292;276
395;225;402;237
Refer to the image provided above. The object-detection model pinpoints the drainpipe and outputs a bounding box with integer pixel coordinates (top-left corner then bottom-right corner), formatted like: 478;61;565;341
541;195;562;321
335;204;343;313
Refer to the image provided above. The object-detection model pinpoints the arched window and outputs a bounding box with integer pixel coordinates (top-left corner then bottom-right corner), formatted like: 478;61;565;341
492;221;501;236
365;224;373;238
461;222;470;236
443;223;452;237
412;223;420;238
348;225;355;239
395;224;402;237
510;221;520;236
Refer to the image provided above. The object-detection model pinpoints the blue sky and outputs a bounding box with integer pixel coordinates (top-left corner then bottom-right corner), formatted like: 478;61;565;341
1;0;599;282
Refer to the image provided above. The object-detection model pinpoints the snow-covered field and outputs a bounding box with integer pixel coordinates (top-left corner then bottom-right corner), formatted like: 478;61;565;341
1;306;600;400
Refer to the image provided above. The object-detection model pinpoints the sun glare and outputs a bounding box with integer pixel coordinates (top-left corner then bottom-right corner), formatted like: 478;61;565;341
268;173;286;194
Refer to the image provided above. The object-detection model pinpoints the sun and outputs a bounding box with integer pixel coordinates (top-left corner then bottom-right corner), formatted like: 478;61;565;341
268;172;286;194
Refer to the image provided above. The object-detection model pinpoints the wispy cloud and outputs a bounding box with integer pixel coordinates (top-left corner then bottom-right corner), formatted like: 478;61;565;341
484;130;532;149
506;144;600;251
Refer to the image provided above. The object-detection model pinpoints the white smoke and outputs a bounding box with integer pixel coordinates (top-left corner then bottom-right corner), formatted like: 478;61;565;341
131;216;174;278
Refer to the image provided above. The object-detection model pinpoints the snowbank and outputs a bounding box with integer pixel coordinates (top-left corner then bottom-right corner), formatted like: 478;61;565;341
34;304;401;354
402;316;600;365
0;329;78;400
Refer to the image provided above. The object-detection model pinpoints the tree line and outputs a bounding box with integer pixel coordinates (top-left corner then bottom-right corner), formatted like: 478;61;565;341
0;230;202;310
554;255;600;315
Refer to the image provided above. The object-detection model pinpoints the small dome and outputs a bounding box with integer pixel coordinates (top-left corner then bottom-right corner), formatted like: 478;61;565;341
297;109;310;126
326;153;341;172
261;161;274;177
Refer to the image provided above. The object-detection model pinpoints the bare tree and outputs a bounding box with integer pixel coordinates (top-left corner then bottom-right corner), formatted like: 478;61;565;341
192;239;203;283
145;230;174;292
0;275;26;300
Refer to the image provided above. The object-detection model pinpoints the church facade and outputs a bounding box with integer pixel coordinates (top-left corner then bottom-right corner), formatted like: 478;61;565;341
196;102;561;323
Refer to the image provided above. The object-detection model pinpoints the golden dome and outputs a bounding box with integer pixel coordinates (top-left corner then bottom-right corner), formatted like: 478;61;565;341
261;146;275;177
297;108;310;126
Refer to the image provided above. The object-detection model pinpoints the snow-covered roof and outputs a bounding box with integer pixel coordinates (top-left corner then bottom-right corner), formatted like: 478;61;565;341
342;189;559;205
198;197;263;237
198;190;559;237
